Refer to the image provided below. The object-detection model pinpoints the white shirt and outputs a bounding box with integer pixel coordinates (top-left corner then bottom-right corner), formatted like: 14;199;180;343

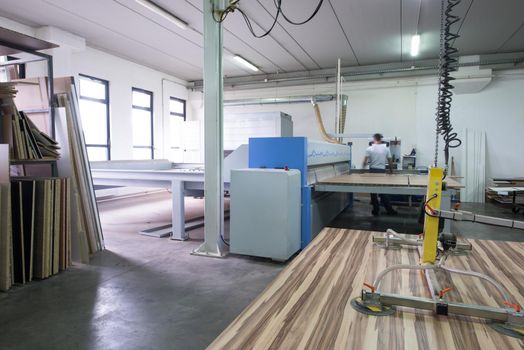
365;144;391;170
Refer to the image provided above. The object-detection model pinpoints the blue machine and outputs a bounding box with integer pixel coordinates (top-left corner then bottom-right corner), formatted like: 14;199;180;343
249;137;352;248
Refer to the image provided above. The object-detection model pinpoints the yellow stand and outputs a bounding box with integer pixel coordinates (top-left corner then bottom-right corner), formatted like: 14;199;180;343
422;167;444;264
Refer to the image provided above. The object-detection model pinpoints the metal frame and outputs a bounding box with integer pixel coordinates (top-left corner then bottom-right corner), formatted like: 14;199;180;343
90;167;232;241
353;167;524;338
78;74;111;160
132;87;154;159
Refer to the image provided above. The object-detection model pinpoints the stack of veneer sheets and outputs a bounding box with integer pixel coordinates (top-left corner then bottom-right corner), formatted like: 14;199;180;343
9;177;71;284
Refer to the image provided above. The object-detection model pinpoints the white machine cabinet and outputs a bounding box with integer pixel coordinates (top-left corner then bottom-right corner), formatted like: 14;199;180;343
224;112;293;151
230;169;301;261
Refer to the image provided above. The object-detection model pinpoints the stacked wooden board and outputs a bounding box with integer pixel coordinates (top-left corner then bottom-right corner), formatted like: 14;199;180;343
10;177;71;283
487;178;524;206
0;144;13;291
10;111;60;160
55;80;104;258
0;82;60;160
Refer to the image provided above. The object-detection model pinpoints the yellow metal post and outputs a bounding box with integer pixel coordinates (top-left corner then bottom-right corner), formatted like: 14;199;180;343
422;167;444;264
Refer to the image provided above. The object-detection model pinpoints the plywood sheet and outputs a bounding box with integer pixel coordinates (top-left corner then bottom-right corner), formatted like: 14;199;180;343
409;175;464;189
209;229;524;350
319;174;410;186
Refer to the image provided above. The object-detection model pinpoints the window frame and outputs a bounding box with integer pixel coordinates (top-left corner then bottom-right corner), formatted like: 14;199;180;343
169;97;186;121
131;87;154;159
79;74;111;160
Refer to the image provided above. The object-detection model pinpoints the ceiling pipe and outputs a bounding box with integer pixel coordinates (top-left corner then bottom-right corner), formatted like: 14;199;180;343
224;94;336;106
189;52;524;91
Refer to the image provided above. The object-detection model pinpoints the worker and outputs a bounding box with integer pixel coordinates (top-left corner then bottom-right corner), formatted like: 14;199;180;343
362;133;398;216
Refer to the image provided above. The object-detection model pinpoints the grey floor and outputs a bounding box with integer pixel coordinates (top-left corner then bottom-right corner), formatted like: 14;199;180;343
1;192;523;350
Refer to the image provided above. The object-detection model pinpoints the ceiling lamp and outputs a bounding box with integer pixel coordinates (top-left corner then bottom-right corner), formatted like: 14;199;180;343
135;0;188;30
410;34;421;57
233;55;259;72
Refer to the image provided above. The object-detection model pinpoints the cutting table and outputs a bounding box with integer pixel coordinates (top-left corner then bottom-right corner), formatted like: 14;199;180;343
208;228;524;350
315;173;463;232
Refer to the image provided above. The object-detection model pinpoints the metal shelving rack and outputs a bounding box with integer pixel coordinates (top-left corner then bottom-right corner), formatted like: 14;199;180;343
0;26;59;175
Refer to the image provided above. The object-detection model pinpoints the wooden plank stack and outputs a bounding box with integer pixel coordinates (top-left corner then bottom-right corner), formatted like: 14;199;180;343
10;177;71;283
1;83;60;161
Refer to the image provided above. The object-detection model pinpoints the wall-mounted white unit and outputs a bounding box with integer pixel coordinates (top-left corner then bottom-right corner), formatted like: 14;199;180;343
224;112;293;151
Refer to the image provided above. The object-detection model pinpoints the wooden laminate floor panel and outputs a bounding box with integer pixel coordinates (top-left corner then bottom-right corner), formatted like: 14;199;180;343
209;229;524;350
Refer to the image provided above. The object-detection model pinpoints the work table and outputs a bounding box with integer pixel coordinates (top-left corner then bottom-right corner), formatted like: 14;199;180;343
208;228;523;350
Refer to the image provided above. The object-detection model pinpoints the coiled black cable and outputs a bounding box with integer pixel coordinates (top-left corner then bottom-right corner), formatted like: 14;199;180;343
213;0;325;38
435;0;462;168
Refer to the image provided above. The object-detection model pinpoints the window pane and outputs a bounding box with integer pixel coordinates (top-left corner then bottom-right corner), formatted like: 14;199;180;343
133;147;152;160
132;109;152;146
170;116;184;148
87;147;108;161
79;99;108;144
170;99;184;114
80;77;106;99
132;90;151;108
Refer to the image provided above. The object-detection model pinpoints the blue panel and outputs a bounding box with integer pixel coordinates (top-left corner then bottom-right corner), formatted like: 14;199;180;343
301;187;312;248
249;137;308;187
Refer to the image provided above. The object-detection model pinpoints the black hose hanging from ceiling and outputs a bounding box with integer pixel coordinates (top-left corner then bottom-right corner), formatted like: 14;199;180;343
435;0;462;168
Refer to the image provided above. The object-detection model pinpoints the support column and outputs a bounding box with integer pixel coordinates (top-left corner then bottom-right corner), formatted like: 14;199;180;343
193;0;227;257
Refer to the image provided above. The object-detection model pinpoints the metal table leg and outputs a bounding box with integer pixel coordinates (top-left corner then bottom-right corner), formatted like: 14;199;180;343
171;180;187;240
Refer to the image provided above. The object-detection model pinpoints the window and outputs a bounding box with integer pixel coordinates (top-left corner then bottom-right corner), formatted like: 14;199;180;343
170;97;186;120
169;97;186;160
132;88;154;160
79;75;110;161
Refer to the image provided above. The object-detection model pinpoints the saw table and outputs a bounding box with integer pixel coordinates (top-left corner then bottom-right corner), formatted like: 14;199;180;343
315;173;463;232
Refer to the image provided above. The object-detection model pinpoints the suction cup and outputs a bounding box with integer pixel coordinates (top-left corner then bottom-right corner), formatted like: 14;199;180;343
350;297;395;316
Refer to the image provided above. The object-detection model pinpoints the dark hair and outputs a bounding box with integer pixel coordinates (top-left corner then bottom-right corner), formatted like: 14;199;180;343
373;133;383;142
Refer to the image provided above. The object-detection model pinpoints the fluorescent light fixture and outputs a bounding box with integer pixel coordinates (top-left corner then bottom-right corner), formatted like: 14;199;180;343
233;55;259;72
410;34;420;57
135;0;188;30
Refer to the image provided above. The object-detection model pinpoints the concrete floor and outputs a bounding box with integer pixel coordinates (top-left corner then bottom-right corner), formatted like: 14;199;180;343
1;191;523;349
0;192;283;350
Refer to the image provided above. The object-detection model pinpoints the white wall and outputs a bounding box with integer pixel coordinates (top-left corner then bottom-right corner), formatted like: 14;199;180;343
71;47;188;160
189;70;524;181
416;70;524;179
0;16;190;161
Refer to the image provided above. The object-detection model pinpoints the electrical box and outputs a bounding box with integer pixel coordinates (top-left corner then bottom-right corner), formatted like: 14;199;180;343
230;168;301;261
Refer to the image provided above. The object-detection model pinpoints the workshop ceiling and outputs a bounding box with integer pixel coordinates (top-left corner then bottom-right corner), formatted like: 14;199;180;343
0;0;523;82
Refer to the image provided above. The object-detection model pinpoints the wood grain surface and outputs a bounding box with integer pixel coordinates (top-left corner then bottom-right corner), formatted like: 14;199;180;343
209;229;524;350
320;174;463;189
409;175;464;189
